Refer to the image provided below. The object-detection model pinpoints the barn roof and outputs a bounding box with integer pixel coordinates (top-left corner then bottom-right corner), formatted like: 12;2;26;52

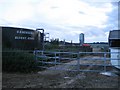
82;44;90;46
109;30;120;39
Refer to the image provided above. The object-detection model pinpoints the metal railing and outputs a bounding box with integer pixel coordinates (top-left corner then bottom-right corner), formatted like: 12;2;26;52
34;50;120;73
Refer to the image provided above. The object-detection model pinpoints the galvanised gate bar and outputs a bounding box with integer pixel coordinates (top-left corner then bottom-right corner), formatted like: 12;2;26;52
34;50;120;73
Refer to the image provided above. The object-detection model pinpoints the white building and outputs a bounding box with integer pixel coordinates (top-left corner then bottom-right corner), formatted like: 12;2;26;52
109;30;120;69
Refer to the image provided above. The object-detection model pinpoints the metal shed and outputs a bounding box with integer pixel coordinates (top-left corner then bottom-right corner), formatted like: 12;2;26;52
108;30;120;69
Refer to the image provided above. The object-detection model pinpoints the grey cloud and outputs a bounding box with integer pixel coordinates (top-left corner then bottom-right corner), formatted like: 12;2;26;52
103;2;118;31
78;11;85;14
83;26;106;36
66;25;84;29
51;6;59;9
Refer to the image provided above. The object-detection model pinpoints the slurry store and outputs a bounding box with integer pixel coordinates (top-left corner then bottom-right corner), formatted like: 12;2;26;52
1;26;44;50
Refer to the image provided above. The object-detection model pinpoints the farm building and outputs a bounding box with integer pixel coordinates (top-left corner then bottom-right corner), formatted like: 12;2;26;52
1;26;44;50
108;30;120;69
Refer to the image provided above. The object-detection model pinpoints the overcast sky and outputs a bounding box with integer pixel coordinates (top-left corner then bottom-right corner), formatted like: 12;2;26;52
0;0;119;43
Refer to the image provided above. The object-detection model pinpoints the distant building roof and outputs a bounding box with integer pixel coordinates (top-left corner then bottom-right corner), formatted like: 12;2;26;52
109;30;120;39
82;44;90;47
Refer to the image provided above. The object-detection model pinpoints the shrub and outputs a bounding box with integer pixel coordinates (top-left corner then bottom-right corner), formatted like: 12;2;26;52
2;49;38;73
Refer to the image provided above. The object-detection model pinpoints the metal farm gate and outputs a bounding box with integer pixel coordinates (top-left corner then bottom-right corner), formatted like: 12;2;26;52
34;50;119;73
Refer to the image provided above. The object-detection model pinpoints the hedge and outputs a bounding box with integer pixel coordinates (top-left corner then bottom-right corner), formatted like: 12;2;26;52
2;49;38;73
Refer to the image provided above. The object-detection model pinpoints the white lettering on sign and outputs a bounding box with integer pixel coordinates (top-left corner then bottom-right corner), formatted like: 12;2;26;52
28;37;34;40
16;30;34;35
15;30;35;40
15;36;34;40
15;36;27;40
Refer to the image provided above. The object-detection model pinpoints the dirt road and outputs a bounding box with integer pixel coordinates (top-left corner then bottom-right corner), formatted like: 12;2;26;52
2;56;119;88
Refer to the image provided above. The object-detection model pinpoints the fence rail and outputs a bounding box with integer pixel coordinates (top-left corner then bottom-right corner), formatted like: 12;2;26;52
34;50;120;73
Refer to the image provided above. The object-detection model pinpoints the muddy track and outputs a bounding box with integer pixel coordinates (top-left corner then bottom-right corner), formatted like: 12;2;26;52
2;56;119;88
